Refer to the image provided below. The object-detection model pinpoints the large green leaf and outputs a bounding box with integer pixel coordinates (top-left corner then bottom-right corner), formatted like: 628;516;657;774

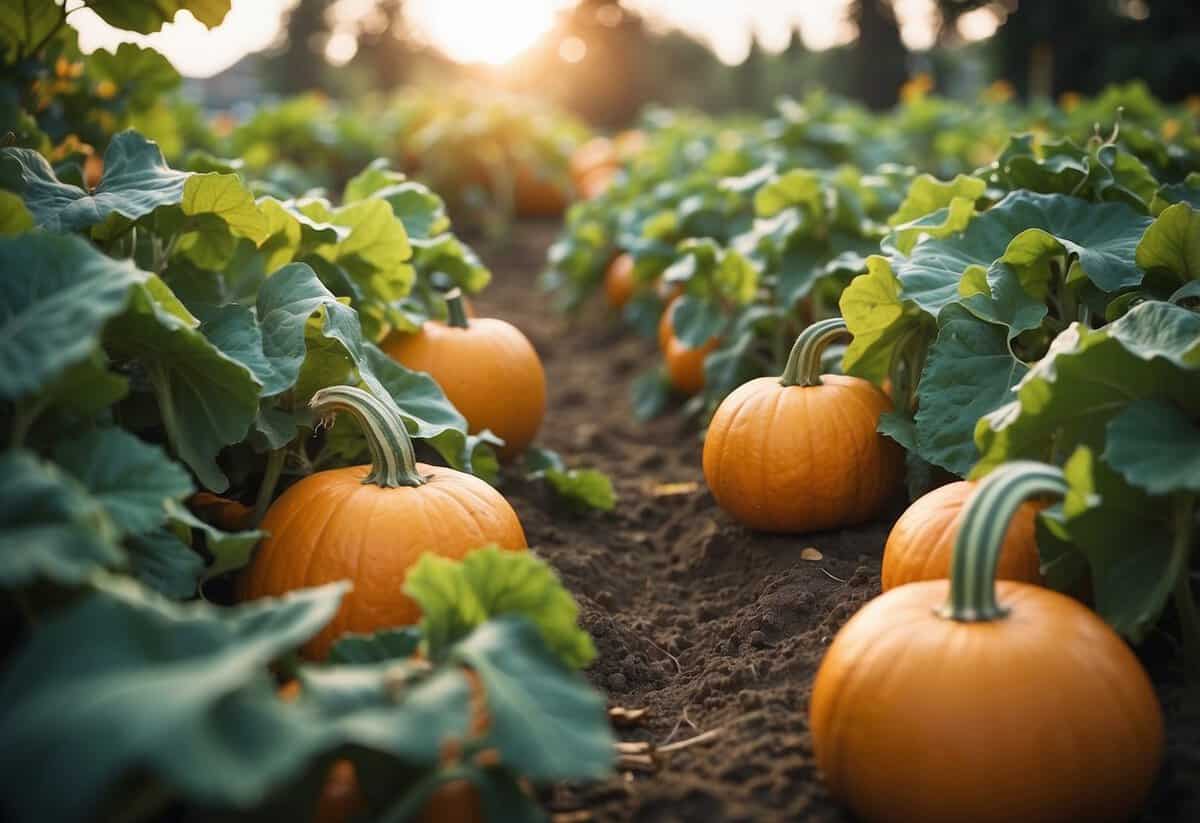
914;306;1028;476
523;448;616;513
106;281;260;492
0;451;123;587
1058;447;1175;641
52;428;194;535
87;43;181;108
0;580;345;823
327;627;422;664
0;0;64;60
452;618;613;781
126;528;206;599
1;131;190;233
974;301;1200;476
1103;399;1200;495
839;255;932;383
0;190;33;234
404;546;596;669
86;0;231;33
887;173;985;255
0;232;140;401
1135;202;1199;284
896;191;1151;320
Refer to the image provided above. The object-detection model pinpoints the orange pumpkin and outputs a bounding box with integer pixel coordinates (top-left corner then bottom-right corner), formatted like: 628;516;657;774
306;671;490;823
382;291;546;461
513;163;568;217
570;136;616;184
240;386;527;658
882;480;1043;591
578;164;619;199
604;253;636;309
658;298;719;395
702;318;902;532
810;461;1163;823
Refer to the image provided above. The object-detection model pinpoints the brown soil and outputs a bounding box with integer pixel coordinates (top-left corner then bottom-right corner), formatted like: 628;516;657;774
477;221;1200;823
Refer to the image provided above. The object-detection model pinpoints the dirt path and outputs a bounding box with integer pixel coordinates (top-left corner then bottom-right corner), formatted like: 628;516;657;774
476;222;1198;823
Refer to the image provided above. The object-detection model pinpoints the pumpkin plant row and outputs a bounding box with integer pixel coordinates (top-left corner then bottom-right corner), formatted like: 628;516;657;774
547;83;1200;674
0;6;617;822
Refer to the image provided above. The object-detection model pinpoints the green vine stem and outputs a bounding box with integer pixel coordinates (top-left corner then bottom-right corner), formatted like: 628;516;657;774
941;461;1068;622
1170;493;1199;681
779;317;851;388
309;386;425;488
445;287;469;329
252;447;287;526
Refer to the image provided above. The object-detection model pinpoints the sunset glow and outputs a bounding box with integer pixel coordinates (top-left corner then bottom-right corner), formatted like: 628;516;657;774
406;0;566;65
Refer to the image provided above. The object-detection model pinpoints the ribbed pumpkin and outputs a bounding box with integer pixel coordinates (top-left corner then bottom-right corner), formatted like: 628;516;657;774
702;318;902;532
382;291;546;461
240;386;527;658
882;480;1043;591
658;298;719;395
604;253;636;309
578;164;619;199
569;136;616;185
810;462;1164;823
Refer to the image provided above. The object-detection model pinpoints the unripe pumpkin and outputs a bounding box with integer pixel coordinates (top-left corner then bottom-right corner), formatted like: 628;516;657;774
382;291;546;461
604;253;635;309
658;297;719;395
240;386;527;658
882;480;1042;591
703;318;902;532
810;462;1163;823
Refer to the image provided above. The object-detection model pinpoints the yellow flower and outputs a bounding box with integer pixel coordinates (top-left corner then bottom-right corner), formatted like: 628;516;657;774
1059;91;1082;112
96;80;118;100
1162;118;1181;141
982;80;1015;104
900;73;934;103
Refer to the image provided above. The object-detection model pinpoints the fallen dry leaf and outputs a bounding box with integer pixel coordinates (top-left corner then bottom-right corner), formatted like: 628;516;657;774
609;706;649;727
650;481;700;497
801;547;824;561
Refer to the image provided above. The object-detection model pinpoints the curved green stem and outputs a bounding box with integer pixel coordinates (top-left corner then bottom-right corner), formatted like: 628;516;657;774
445;287;469;329
941;461;1068;622
253;447;286;526
310;386;425;488
779;317;851;388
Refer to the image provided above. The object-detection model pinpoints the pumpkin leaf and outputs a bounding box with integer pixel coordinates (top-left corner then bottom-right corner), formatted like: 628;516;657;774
0;190;33;234
411;232;491;293
913;306;1028;476
0;579;345;823
105;280;261;492
1059;447;1176;642
887;173;985;255
405;546;596;670
88;43;181;109
974;301;1200;478
524;448;616;513
1;131;189;233
1103;399;1200;495
0;451;124;587
839;255;931;383
126;528;206;599
450;617;614;781
671;295;725;348
162;500;264;582
0;232;141;402
327;628;422;664
1135;201;1200;284
85;0;232;33
52;428;195;536
0;0;66;60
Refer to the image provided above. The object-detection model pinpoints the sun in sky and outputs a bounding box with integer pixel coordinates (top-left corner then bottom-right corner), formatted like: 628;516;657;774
406;0;567;65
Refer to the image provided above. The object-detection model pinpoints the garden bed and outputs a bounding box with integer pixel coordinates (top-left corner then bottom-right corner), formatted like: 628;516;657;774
481;222;1200;823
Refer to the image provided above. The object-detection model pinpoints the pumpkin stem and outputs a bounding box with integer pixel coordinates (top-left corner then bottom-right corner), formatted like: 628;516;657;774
445;288;469;329
310;386;425;488
941;461;1067;622
779;317;851;387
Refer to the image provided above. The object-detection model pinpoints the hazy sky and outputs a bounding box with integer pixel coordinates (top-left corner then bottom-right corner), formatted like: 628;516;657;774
68;0;997;78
